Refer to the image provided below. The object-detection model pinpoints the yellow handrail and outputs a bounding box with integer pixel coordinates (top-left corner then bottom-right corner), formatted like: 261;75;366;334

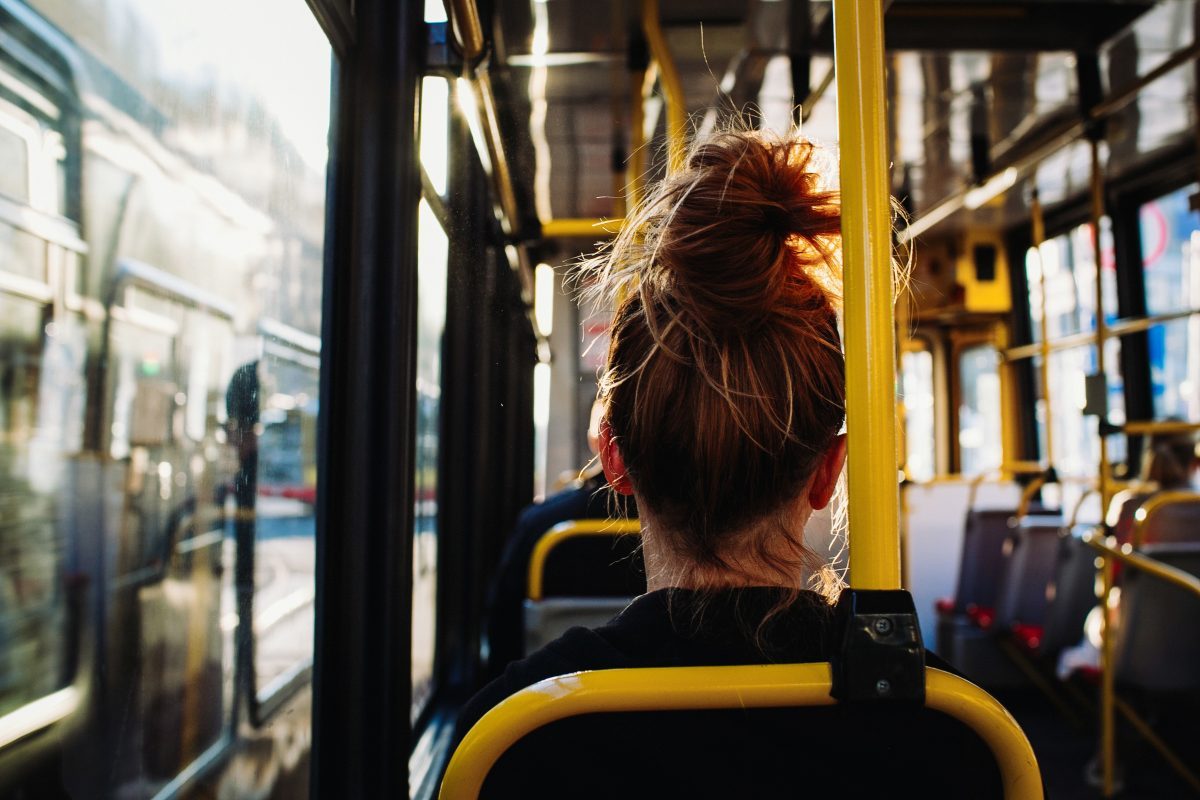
834;0;898;590
1015;471;1053;520
1082;529;1200;795
438;664;1043;799
527;519;642;601
541;218;625;239
1120;419;1200;436
641;0;687;172
1130;491;1200;548
1082;530;1200;598
1088;138;1112;513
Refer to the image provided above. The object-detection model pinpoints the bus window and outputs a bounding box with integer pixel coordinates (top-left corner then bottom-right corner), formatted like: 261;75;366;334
957;344;1002;476
1140;184;1200;419
412;75;451;724
1026;220;1117;342
1035;338;1126;479
901;346;935;481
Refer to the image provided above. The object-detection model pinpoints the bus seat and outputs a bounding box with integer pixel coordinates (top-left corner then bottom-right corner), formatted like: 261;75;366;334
440;664;1040;799
1138;497;1200;546
522;520;643;656
1114;542;1200;692
949;509;1020;614
1035;528;1099;658
935;509;1017;661
934;508;1030;686
992;517;1061;633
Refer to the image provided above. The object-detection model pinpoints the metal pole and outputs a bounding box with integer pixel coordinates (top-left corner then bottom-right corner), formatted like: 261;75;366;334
833;0;899;590
1031;190;1055;468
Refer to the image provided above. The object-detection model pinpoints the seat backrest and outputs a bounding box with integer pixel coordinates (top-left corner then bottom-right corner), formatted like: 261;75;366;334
992;517;1061;630
1114;542;1200;692
539;532;645;598
440;665;1038;800
1039;527;1099;656
954;509;1018;612
1139;498;1200;546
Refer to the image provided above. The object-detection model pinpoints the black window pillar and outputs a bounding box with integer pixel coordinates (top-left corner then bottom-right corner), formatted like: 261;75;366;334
311;0;423;795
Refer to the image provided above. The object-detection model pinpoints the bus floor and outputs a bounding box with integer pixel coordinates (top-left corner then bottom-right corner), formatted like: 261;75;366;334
993;686;1200;798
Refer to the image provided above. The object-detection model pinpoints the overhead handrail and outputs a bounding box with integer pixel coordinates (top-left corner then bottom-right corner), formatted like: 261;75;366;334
527;519;642;601
902;39;1200;244
438;664;1043;799
1120;419;1200;436
1082;529;1200;795
1131;491;1200;549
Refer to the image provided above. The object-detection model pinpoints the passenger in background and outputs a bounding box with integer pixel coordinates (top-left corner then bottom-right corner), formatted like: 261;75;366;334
483;400;636;677
452;128;999;797
1106;427;1199;544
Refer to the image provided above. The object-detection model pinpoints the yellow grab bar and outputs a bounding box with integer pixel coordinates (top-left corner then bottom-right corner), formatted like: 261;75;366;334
833;0;899;590
1130;491;1200;549
527;519;642;601
541;218;625;239
1082;529;1200;795
439;664;1043;799
641;0;687;172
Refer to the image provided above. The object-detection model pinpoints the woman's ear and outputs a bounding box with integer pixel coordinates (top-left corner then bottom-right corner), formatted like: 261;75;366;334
808;434;847;511
598;419;635;496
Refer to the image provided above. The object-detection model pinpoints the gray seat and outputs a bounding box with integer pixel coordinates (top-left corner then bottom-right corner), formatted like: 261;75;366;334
1114;543;1200;692
992;516;1062;631
1038;526;1100;657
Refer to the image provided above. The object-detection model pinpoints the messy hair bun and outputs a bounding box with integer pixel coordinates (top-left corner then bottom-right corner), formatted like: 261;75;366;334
581;129;845;584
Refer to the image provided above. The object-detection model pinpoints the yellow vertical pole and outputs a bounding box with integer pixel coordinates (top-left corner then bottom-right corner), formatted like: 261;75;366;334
641;0;687;173
1099;548;1117;796
833;0;900;590
1090;139;1111;511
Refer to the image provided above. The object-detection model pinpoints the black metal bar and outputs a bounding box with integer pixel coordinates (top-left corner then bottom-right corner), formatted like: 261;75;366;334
1004;222;1042;464
311;0;423;795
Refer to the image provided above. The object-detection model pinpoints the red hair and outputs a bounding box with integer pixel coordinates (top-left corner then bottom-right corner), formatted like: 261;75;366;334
581;129;845;590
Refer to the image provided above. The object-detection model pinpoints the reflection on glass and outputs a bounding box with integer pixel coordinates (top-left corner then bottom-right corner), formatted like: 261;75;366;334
3;0;330;794
901;348;935;482
1140;185;1200;420
412;193;449;722
958;345;1002;477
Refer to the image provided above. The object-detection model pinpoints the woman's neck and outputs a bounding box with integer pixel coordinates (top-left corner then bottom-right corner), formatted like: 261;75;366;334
637;501;815;592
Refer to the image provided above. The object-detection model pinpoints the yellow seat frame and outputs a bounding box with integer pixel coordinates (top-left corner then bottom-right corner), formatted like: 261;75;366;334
440;664;1041;799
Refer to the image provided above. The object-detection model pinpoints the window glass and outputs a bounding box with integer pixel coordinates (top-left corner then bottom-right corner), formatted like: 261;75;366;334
9;0;331;794
0;220;48;283
1034;339;1126;479
0;121;29;202
1026;220;1117;342
0;294;67;719
958;345;1002;476
901;347;935;481
1139;185;1200;419
412;193;449;722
